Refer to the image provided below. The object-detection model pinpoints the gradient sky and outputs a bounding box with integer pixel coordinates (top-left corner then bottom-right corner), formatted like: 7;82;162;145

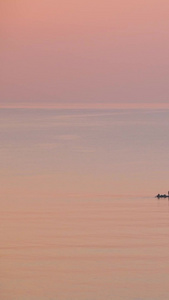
1;0;169;107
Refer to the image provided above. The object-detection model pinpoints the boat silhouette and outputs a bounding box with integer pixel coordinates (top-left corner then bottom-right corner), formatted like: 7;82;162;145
156;192;169;198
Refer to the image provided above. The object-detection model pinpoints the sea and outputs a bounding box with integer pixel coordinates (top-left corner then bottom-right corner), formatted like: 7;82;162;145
1;108;169;300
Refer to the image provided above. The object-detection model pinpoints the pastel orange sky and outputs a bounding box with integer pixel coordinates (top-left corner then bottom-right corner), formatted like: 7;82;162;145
1;0;169;107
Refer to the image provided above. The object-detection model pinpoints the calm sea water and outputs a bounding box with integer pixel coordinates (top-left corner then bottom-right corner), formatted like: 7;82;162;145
1;196;169;300
1;108;169;299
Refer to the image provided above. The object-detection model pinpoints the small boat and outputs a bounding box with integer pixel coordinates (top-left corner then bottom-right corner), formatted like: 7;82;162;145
156;192;169;198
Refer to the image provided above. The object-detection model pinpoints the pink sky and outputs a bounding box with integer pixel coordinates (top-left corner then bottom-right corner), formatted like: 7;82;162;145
1;0;169;108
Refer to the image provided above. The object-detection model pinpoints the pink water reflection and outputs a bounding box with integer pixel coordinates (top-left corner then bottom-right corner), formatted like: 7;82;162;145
1;196;169;300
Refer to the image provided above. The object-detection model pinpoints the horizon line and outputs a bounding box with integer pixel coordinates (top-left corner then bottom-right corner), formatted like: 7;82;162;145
1;102;169;110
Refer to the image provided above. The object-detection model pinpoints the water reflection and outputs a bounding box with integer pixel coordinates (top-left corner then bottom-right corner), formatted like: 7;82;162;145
1;197;169;300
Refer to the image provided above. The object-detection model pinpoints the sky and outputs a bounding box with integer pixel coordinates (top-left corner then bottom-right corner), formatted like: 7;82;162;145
1;0;169;108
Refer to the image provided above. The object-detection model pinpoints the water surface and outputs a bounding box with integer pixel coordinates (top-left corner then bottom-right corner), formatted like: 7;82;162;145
1;108;169;299
1;196;169;300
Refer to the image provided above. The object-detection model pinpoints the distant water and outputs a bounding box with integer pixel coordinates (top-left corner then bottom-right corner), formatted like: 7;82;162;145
1;108;169;198
1;108;169;299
